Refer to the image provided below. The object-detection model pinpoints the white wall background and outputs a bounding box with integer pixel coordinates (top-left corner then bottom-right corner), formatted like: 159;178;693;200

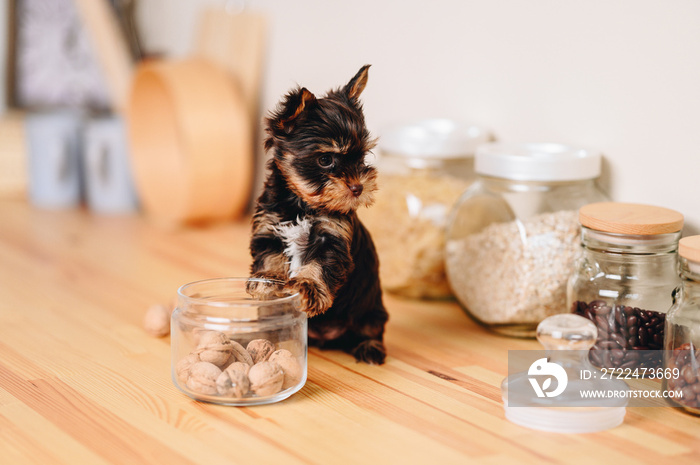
140;1;700;233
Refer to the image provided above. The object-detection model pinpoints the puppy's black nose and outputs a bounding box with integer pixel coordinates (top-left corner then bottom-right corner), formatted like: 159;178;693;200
348;183;363;197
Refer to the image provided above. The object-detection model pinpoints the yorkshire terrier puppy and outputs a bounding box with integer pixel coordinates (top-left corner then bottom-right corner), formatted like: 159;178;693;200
248;65;388;364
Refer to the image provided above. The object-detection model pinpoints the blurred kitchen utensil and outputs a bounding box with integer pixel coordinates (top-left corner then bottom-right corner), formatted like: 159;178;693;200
126;58;253;226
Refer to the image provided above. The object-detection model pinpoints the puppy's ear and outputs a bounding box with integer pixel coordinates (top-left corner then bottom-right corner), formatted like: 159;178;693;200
344;65;370;102
276;87;316;134
265;87;317;151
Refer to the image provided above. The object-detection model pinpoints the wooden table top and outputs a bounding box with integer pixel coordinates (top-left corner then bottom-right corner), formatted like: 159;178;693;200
1;198;698;465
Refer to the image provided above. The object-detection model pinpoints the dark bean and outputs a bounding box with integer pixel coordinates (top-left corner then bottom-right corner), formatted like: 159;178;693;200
590;300;607;312
600;341;618;350
627;315;638;327
619;360;638;370
627;336;637;347
623;351;640;362
590;350;604;366
610;333;626;348
639;328;648;346
682;365;698;384
611;349;625;364
615;307;626;326
681;386;696;401
595;315;609;331
596;305;611;316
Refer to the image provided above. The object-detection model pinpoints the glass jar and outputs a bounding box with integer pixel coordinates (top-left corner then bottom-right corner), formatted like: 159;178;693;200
359;119;489;299
568;202;683;370
171;277;307;406
664;236;700;414
445;142;607;337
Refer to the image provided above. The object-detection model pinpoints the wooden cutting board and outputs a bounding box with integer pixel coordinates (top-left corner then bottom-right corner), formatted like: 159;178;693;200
194;7;267;126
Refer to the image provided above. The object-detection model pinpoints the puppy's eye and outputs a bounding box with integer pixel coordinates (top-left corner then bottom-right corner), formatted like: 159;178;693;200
318;154;334;168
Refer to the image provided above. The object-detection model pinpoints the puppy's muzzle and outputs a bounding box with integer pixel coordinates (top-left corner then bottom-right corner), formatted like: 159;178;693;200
348;183;363;197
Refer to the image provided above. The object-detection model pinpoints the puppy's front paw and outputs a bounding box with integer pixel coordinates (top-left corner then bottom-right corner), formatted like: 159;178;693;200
352;340;386;365
246;274;286;300
286;277;332;317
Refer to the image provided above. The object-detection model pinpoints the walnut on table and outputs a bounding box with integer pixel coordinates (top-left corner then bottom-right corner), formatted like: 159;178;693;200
143;303;172;337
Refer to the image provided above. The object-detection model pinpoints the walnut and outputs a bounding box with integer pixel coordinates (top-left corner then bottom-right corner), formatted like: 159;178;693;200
143;304;171;337
228;339;254;366
246;339;275;364
195;331;234;367
248;361;284;396
216;363;251;398
186;362;222;395
224;361;251;375
269;349;303;389
175;353;200;383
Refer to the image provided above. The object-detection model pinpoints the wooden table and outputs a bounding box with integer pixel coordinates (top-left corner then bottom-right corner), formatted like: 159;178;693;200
1;198;698;465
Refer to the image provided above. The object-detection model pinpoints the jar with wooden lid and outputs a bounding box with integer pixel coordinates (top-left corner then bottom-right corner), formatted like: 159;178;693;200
359;119;490;299
663;236;700;414
568;202;684;370
444;142;607;337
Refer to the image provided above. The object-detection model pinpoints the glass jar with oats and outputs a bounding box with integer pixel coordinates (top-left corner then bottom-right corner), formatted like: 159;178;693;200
358;119;490;299
445;143;608;337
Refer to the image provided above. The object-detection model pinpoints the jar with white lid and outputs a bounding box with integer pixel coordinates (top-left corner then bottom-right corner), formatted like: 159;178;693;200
359;119;490;299
568;202;683;370
664;235;700;414
444;142;608;337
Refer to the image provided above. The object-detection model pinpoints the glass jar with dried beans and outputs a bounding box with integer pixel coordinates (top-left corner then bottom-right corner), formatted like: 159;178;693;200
568;202;684;370
664;236;700;415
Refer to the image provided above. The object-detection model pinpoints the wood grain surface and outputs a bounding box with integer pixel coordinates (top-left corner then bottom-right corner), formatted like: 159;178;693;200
0;199;698;465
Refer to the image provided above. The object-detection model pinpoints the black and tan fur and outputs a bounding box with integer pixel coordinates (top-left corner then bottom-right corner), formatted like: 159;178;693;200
248;65;388;364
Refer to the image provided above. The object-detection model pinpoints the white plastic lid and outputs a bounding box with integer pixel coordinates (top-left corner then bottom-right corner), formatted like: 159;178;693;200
379;119;490;159
475;142;601;181
502;402;626;434
501;314;627;434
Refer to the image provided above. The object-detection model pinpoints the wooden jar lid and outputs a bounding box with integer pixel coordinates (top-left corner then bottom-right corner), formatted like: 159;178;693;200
579;202;684;235
127;58;253;225
680;236;700;262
